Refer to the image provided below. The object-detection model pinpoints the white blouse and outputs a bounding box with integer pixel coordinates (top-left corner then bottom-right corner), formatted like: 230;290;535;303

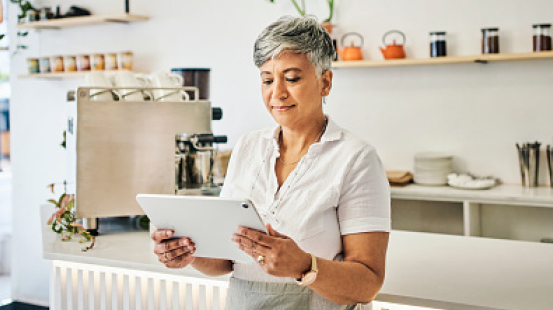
219;116;391;309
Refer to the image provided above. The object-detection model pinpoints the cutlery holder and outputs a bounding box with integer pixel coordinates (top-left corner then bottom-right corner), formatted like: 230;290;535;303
516;142;541;187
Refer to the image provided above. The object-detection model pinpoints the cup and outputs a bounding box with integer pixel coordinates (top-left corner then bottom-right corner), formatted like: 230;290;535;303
50;55;64;72
83;72;116;102
111;71;150;102
149;71;186;102
105;53;118;70
119;51;133;70
64;55;77;72
39;57;51;73
91;54;105;71
27;58;39;74
77;54;91;71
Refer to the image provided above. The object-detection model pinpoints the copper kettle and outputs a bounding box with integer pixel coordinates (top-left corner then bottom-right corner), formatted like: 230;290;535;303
337;32;364;61
380;30;406;60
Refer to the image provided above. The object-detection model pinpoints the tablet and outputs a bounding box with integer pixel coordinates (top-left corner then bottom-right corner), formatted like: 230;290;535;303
136;194;267;263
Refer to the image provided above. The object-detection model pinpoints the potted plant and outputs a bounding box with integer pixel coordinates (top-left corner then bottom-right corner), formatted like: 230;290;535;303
268;0;335;34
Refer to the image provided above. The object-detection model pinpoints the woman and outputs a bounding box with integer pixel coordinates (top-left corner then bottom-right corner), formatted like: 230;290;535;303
152;16;391;310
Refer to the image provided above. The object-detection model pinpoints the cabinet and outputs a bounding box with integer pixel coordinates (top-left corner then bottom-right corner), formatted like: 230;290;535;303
390;184;553;243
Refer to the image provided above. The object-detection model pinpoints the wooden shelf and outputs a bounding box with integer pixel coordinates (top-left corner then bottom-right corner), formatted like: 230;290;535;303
332;51;553;68
17;14;149;30
18;70;133;79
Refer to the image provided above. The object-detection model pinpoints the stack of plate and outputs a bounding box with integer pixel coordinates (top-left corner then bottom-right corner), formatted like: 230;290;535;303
414;152;453;186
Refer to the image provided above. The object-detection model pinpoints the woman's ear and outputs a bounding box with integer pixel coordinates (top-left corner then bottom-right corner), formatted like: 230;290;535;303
321;70;333;97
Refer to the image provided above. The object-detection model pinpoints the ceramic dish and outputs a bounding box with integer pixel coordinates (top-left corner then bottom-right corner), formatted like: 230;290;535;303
448;183;495;190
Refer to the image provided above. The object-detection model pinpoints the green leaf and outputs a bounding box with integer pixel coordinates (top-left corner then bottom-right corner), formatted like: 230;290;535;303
20;32;28;37
47;199;58;205
57;193;66;206
0;35;5;40
66;199;74;212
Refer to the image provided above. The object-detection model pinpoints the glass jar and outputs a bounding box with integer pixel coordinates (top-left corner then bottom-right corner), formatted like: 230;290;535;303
482;28;500;54
430;31;447;57
533;24;552;52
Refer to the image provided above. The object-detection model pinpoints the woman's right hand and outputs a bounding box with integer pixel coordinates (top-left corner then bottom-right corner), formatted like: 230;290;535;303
152;229;196;269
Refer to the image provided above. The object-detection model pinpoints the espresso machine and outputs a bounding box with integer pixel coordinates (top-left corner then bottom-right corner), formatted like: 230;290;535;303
66;86;226;234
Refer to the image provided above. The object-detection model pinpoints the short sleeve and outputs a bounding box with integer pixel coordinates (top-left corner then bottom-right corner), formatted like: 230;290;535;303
337;147;391;235
219;135;245;198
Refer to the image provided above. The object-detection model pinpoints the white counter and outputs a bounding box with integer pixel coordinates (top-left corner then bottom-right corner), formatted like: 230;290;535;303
41;205;553;310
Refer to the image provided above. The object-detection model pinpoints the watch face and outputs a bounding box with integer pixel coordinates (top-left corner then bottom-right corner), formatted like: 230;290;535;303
302;271;317;285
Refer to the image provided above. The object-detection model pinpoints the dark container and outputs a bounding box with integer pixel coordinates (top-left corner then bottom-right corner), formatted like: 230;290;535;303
430;31;447;57
533;24;552;52
481;28;500;54
171;68;210;100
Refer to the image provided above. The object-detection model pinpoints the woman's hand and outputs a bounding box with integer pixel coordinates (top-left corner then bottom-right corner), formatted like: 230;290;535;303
232;223;311;279
151;229;196;269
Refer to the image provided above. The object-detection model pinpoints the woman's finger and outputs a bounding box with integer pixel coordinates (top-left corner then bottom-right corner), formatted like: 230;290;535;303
153;238;192;254
151;229;174;242
232;234;270;258
165;255;195;269
236;226;274;247
166;245;196;261
266;223;289;239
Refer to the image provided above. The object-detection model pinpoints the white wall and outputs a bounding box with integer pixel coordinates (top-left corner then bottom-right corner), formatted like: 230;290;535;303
8;0;553;305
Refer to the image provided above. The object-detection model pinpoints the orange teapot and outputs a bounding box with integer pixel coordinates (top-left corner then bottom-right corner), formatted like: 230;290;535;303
337;32;364;61
380;30;406;60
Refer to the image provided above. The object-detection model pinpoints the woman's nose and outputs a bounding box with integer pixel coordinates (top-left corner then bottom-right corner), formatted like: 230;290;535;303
272;79;289;100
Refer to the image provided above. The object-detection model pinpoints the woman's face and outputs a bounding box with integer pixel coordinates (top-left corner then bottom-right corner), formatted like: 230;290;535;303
260;52;332;129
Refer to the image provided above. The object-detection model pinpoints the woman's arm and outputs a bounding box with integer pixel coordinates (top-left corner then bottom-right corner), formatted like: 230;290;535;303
191;257;233;277
233;226;389;305
308;232;389;304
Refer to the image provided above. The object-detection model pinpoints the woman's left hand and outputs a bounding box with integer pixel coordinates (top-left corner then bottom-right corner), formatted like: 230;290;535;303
232;223;311;279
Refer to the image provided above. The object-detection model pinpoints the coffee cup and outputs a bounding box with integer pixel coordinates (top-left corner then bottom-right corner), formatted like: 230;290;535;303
149;71;186;102
111;71;150;102
83;72;116;102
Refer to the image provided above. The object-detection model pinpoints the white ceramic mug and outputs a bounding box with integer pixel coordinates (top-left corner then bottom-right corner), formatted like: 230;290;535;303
83;72;115;101
111;71;149;102
149;71;186;102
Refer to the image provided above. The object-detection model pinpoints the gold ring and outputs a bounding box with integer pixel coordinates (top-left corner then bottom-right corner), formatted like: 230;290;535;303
163;252;170;262
256;255;265;265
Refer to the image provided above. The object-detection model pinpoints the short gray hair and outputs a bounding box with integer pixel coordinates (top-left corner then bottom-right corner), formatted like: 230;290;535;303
254;16;334;77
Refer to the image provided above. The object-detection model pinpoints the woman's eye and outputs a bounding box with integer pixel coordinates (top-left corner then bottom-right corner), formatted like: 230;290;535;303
262;80;273;85
286;78;300;83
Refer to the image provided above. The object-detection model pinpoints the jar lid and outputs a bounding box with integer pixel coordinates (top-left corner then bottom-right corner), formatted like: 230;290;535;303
430;31;446;35
533;23;552;28
481;27;499;32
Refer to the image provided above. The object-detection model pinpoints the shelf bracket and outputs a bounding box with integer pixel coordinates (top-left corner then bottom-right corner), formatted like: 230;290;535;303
474;59;488;64
104;18;132;24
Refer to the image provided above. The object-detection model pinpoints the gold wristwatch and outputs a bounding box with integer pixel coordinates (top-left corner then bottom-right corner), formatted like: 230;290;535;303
296;253;318;286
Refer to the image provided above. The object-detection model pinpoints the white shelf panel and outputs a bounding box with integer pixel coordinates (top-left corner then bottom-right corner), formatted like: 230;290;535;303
391;184;553;207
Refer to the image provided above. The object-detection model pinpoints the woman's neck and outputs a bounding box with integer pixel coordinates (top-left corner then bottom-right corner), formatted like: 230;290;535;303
279;115;327;154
